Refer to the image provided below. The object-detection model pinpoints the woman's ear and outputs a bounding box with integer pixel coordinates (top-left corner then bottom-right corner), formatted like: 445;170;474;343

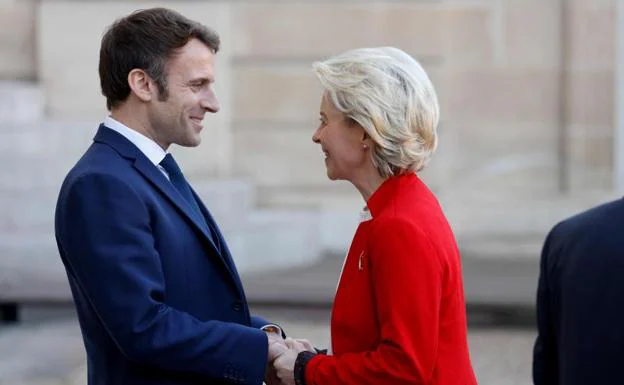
127;69;153;103
361;131;371;150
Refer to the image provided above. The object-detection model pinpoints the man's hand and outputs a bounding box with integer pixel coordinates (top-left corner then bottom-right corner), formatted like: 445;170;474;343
273;347;298;385
265;332;287;385
267;332;288;362
273;338;312;385
291;338;315;353
264;363;280;385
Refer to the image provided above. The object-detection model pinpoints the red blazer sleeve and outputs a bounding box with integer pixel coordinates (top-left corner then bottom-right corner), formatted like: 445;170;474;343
306;217;443;385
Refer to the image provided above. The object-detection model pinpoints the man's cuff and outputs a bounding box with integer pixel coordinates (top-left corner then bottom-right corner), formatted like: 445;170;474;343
260;324;285;339
294;351;316;385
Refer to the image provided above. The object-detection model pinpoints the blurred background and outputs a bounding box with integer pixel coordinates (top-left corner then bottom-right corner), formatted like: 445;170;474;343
0;0;620;384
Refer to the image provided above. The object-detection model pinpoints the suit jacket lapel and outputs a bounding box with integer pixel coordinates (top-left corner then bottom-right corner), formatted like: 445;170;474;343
191;188;245;294
93;125;240;289
132;156;214;242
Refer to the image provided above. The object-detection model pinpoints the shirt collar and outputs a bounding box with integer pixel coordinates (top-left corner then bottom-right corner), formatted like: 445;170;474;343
359;206;373;222
103;116;167;167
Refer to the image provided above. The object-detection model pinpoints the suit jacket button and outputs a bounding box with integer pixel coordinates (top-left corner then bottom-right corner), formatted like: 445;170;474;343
232;301;243;312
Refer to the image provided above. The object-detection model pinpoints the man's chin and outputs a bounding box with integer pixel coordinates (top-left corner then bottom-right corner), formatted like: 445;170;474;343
175;141;201;148
177;134;202;148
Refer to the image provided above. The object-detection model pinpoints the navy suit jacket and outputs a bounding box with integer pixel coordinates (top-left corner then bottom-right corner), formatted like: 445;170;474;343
533;198;624;385
55;126;271;385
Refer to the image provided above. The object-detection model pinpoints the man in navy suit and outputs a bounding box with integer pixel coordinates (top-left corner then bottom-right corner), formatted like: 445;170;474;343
55;8;285;384
533;198;624;385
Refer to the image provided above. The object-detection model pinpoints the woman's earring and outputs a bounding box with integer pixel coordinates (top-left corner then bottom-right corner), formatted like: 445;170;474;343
362;144;368;150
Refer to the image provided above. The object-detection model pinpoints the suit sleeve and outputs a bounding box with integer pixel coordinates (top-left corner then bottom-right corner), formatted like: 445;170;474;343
305;217;442;385
250;316;287;339
55;172;268;383
533;225;560;385
250;315;271;329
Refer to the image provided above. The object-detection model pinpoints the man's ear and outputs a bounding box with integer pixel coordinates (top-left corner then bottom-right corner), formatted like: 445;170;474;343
127;69;153;102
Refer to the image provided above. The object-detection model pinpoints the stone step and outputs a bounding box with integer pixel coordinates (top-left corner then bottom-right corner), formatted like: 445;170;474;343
0;319;84;384
459;235;545;261
226;208;323;274
0;177;258;237
0;207;324;302
319;205;362;255
243;251;541;308
0;119;98;157
0;178;257;234
192;179;256;231
0;234;69;302
0;189;58;234
0;81;44;126
439;191;618;248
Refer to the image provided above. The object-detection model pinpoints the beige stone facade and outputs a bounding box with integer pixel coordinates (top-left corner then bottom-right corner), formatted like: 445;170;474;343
0;0;620;282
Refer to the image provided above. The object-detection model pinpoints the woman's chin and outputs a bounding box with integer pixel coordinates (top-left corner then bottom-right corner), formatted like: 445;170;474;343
326;169;342;181
325;163;346;181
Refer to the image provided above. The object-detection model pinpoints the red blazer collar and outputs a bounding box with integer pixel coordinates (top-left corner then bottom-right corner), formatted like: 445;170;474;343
366;172;419;218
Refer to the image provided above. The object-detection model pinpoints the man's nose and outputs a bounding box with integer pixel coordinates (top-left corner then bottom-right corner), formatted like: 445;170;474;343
202;91;220;113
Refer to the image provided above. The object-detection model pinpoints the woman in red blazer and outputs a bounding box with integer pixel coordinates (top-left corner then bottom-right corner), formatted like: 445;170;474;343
271;47;477;385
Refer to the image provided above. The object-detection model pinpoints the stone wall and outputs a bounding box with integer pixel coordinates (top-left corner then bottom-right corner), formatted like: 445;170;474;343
0;0;619;262
0;0;36;80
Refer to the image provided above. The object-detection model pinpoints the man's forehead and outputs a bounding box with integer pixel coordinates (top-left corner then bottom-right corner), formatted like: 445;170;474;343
170;40;215;66
168;53;215;81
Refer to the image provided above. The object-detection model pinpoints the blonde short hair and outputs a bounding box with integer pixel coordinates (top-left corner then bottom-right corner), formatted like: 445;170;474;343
312;47;440;177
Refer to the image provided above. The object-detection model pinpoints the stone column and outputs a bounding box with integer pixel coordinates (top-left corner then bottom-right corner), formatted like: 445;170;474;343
615;0;624;193
0;0;36;80
563;0;616;192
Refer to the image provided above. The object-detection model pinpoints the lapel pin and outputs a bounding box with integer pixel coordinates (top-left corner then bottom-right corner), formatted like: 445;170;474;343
358;251;365;271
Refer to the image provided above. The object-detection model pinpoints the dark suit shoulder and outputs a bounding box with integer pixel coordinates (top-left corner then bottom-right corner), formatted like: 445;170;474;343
542;197;624;275
551;198;624;240
64;142;134;184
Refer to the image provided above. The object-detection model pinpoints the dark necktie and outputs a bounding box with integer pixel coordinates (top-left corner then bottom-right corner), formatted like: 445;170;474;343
159;154;215;243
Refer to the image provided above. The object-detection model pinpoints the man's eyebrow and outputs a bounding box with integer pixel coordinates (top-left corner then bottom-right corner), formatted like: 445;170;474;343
188;76;214;84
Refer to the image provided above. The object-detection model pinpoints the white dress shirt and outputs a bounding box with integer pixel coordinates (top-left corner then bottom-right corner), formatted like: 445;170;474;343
103;116;170;180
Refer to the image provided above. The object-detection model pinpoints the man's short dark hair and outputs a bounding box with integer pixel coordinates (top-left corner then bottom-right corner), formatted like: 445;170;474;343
99;7;220;110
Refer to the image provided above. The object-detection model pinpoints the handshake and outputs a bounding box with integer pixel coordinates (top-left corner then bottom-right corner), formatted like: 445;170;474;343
265;332;316;385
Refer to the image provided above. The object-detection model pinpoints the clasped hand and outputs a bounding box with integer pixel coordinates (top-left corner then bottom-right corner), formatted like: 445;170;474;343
266;333;314;385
